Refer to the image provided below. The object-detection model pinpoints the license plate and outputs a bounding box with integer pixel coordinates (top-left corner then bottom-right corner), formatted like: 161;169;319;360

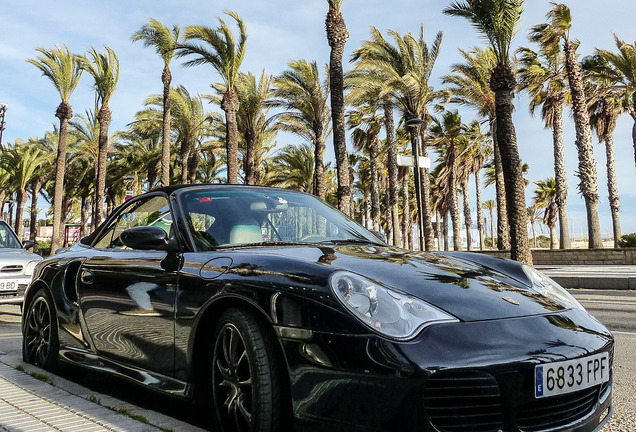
535;352;609;398
0;280;19;291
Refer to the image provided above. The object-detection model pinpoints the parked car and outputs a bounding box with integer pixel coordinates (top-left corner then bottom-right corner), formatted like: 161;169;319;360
0;220;42;305
22;185;613;432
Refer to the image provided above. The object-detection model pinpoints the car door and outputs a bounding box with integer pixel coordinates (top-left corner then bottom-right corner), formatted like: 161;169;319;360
77;194;178;376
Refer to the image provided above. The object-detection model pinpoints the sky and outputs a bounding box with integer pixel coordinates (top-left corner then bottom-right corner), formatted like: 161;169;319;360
1;0;635;239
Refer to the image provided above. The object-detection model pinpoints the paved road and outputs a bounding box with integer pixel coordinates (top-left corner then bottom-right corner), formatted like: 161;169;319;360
1;289;635;431
569;290;636;432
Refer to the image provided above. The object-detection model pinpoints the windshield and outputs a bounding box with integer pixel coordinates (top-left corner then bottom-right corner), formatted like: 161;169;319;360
178;187;382;251
0;222;22;249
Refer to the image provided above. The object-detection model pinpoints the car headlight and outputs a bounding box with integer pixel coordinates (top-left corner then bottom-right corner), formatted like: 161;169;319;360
24;260;40;277
330;271;458;340
522;265;584;310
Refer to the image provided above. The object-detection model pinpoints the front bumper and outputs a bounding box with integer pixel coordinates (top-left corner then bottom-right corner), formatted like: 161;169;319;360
280;308;614;432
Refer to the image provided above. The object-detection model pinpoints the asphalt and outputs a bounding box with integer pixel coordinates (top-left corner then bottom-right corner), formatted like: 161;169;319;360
0;264;634;432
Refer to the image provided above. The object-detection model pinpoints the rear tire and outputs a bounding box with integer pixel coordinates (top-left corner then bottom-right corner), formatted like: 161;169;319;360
22;288;59;371
210;307;285;432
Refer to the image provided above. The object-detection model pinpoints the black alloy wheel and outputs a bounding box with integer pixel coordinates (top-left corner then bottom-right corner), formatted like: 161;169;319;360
23;289;59;370
211;308;284;432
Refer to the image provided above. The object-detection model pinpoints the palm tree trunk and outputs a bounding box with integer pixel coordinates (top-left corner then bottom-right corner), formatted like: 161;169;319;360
443;211;449;251
474;172;485;250
326;4;351;215
29;179;41;244
95;105;111;228
491;65;531;264
462;179;472;251
400;168;411;249
436;210;442;251
448;147;462;251
563;39;602;248
313;135;326;199
603;134;622;247
245;130;257;185
50;102;72;256
550;225;558;249
370;136;380;231
489;207;495;249
419;132;435;251
80;196;89;238
383;100;400;247
14;189;27;241
161;65;172;187
180;139;191;183
551;100;571;249
490;120;510;250
222;90;240;184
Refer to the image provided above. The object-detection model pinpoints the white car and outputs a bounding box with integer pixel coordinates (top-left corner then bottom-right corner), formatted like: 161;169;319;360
0;221;42;305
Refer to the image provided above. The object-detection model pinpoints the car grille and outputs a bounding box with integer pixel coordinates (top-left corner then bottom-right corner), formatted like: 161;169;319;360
516;385;600;431
423;370;502;432
1;265;23;274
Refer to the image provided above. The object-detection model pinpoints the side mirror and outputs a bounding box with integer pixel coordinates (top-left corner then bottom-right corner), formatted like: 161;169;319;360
22;240;35;250
121;226;178;251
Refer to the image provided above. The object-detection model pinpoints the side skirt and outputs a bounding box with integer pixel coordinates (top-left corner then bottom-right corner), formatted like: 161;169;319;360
59;348;193;398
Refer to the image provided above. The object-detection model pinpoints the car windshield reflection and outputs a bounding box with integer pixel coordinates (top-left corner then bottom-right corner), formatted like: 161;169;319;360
179;187;381;250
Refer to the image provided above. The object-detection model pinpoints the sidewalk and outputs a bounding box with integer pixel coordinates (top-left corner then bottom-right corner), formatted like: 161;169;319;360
0;357;207;432
536;265;636;290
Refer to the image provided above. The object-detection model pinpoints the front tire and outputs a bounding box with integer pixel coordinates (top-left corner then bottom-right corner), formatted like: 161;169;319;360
210;308;285;432
22;288;59;370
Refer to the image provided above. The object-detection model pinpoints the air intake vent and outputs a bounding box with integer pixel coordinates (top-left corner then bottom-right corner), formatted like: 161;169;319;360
1;265;22;273
424;370;502;432
516;385;599;431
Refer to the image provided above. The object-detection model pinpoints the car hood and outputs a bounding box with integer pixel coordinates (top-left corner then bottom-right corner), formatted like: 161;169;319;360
0;248;42;265
239;243;574;322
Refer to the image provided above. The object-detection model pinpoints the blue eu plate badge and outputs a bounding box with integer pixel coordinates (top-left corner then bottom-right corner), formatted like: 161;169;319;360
535;366;544;397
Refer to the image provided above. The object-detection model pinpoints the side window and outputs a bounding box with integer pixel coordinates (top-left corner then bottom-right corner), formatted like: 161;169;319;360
93;196;172;250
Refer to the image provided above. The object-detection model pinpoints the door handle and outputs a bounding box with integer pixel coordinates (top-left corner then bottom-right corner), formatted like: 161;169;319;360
80;269;94;284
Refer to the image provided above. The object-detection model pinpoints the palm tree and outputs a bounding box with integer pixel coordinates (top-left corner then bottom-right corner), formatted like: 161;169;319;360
80;45;120;228
444;0;531;264
325;0;351;214
527;204;543;248
517;27;571;249
28;134;55;242
595;35;636;169
267;144;315;192
345;68;400;246
429;110;464;251
178;10;247;184
583;55;624;247
533;177;559;249
27;45;83;255
461;120;491;250
0;144;46;240
131;19;181;187
167;86;216;183
225;70;276;185
347;103;382;231
351;26;443;251
271;60;331;198
441;46;510;250
483;199;496;248
533;3;602;248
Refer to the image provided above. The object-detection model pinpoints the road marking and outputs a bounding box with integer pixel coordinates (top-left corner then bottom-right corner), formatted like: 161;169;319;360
0;333;21;340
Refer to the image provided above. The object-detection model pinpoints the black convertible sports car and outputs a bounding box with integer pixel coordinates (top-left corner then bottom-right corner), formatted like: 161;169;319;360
23;185;613;432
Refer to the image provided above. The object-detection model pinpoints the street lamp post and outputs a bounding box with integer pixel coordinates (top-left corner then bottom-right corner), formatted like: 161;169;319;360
0;103;7;150
406;118;425;251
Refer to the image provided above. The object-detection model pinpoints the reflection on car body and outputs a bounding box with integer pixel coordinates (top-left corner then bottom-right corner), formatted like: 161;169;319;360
22;185;613;432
